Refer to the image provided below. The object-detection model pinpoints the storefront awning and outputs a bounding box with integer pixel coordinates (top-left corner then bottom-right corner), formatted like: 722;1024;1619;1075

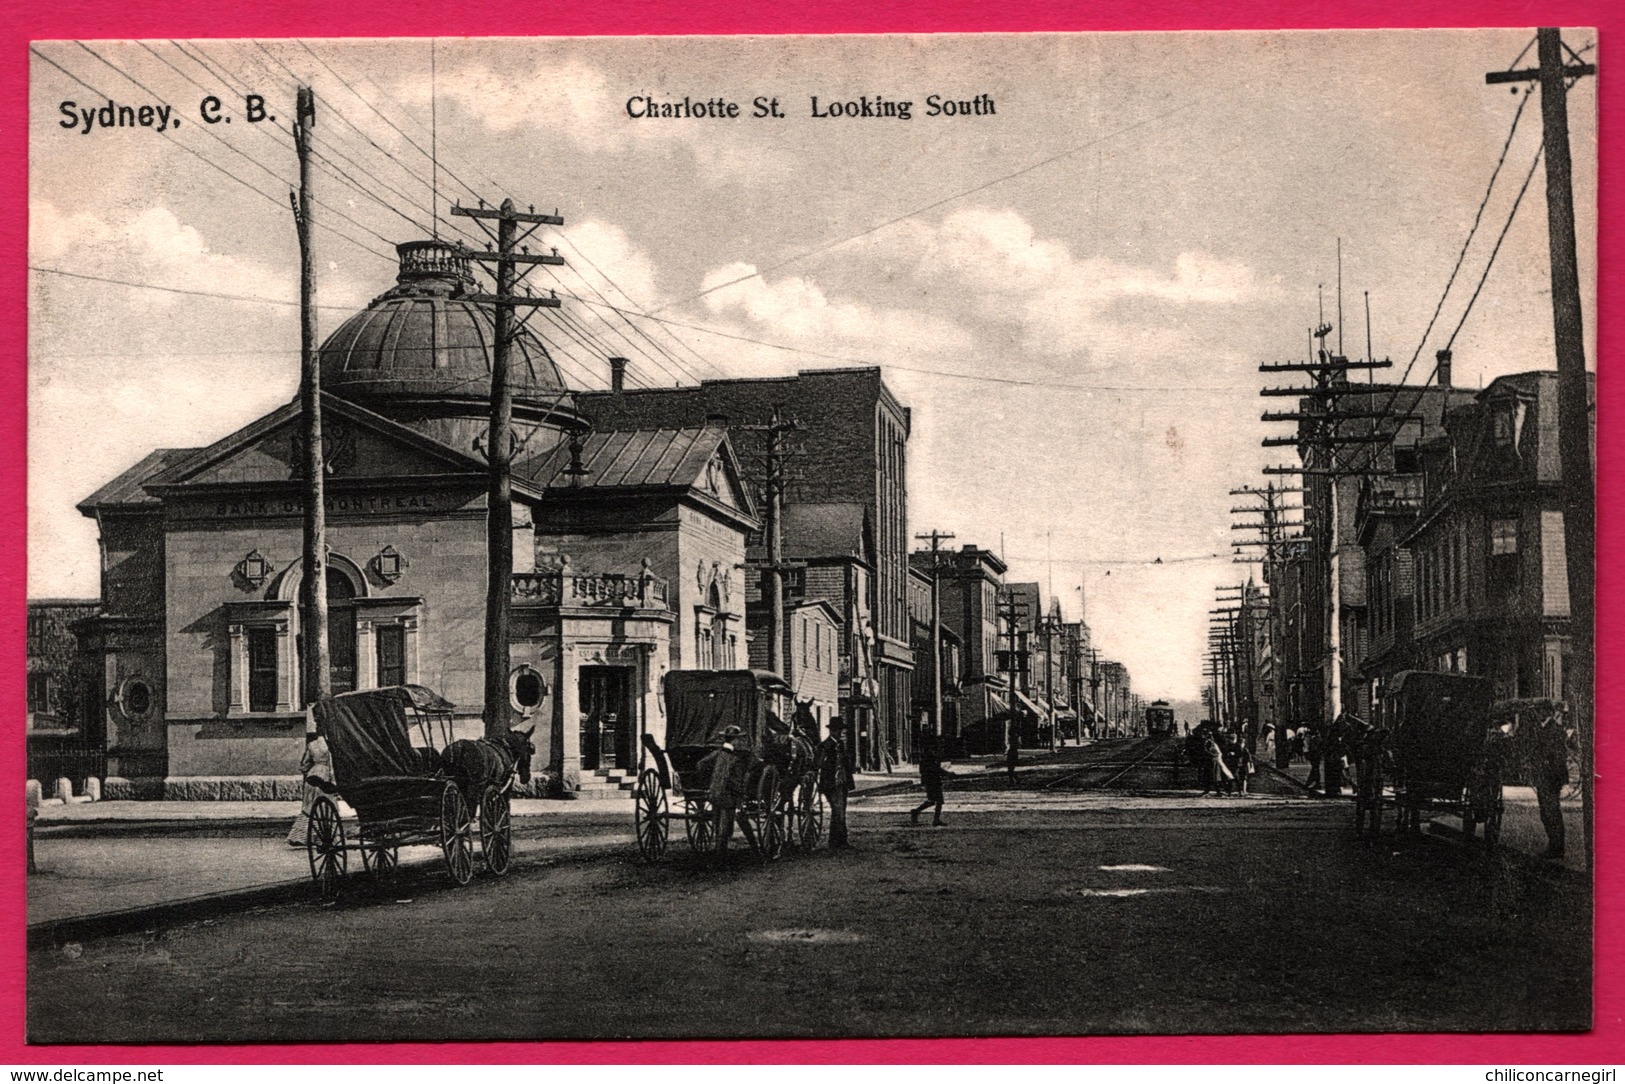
1012;690;1045;718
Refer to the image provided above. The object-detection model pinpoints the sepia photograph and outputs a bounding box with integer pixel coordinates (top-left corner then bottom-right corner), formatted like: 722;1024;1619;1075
23;29;1596;1044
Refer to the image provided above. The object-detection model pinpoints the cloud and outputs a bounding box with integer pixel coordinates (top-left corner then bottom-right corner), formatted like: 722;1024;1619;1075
698;261;976;363
388;58;787;183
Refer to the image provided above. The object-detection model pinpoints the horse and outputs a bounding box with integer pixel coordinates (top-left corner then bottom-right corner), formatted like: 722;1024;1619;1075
442;727;536;806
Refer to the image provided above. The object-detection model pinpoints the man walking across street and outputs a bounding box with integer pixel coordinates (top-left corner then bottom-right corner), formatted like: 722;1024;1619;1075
1005;729;1020;785
911;722;950;826
818;718;855;849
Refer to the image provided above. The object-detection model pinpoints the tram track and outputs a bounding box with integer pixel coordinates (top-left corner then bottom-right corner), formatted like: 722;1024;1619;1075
1042;737;1168;792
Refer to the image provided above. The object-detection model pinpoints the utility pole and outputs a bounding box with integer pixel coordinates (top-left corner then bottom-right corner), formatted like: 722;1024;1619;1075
1260;310;1394;728
914;530;956;736
995;589;1030;746
290;85;329;706
451;199;566;735
738;407;804;677
1087;647;1102;739
1487;29;1596;870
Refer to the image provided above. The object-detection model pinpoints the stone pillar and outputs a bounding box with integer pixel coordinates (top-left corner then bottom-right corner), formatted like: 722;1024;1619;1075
356;620;377;691
229;625;249;714
276;624;297;712
403;616;421;685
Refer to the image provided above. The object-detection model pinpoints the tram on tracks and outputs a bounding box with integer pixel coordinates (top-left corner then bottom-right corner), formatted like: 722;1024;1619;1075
1144;700;1177;738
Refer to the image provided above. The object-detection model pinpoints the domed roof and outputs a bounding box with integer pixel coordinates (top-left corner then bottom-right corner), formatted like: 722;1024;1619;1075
320;241;570;408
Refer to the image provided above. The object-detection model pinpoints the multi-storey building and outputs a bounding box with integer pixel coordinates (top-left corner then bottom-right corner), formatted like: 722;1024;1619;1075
579;367;915;771
916;544;1006;754
1399;370;1590;704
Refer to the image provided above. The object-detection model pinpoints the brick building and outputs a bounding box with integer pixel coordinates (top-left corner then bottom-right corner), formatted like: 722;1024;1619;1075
916;544;1006;754
579;367;915;767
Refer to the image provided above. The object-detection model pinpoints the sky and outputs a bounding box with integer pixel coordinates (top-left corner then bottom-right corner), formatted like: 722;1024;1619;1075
27;31;1598;702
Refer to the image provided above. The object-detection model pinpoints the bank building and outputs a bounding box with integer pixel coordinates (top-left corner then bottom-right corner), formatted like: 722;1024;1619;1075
74;241;759;799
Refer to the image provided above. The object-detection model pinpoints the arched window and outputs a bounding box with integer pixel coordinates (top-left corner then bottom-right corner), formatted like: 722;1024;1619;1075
708;582;727;668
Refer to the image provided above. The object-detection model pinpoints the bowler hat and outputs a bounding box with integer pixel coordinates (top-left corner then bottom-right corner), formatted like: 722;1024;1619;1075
828;718;848;732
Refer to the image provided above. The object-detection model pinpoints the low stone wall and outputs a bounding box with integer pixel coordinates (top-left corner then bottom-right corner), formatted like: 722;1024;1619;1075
160;776;305;801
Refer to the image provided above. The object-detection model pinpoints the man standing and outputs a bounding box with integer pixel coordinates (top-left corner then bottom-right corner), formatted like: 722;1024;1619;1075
910;722;949;826
1529;708;1570;860
818;718;855;849
697;725;755;855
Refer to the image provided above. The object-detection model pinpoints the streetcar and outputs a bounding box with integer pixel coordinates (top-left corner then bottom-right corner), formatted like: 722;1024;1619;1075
1144;700;1177;738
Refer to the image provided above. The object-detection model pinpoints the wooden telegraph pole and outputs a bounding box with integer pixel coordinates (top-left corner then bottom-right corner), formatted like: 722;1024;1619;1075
451;199;566;735
290;85;330;705
914;529;956;735
1487;29;1597;870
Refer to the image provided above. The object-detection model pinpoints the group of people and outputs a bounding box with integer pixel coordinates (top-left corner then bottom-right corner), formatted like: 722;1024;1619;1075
1183;720;1254;796
697;716;858;854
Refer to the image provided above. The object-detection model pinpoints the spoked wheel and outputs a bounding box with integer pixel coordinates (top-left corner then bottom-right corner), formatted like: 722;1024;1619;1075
306;795;346;901
684;797;719;855
634;769;669;862
747;765;784;862
798;779;825;851
439;782;475;886
479;786;513;876
360;841;399;879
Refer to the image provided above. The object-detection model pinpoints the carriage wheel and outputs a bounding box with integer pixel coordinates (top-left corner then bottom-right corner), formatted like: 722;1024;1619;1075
684;798;719;855
798;779;825;851
479;786;513;876
634;769;669;862
439;782;475;886
748;766;784;862
361;842;399;879
305;795;346;901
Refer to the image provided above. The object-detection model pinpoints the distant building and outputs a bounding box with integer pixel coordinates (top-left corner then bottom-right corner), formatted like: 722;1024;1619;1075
917;545;1006;754
26;599;102;790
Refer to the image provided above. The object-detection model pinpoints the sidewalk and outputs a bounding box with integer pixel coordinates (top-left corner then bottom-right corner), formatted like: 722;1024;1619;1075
1269;756;1585;872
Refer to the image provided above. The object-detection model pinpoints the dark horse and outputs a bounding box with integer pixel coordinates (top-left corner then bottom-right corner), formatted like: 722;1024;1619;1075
442;727;535;804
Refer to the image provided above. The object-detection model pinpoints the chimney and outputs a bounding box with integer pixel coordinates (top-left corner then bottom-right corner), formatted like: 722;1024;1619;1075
1435;348;1453;388
608;356;628;394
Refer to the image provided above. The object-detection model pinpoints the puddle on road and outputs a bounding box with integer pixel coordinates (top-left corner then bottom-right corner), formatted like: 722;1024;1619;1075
748;928;870;945
1064;886;1227;898
1098;864;1169;872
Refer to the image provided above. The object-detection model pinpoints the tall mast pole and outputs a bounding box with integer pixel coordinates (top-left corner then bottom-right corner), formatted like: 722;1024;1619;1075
292;85;330;706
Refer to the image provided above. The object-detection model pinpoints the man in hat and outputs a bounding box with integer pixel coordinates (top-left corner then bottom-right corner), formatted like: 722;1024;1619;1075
818;718;855;848
696;724;755;854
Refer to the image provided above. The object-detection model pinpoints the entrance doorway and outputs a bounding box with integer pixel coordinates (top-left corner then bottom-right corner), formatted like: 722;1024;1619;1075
578;666;634;771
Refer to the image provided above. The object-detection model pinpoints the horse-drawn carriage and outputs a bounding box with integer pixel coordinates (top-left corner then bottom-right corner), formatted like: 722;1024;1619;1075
633;670;822;862
304;685;534;899
1353;670;1503;846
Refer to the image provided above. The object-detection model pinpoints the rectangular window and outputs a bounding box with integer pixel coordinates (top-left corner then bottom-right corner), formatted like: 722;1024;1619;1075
248;626;279;713
376;624;406;688
27;672;50;713
1491;517;1519;556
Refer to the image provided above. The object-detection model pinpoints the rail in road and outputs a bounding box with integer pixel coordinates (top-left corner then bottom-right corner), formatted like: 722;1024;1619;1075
1035;736;1307;797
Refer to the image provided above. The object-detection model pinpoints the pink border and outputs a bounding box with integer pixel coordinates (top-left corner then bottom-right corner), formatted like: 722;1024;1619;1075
1;0;1616;1064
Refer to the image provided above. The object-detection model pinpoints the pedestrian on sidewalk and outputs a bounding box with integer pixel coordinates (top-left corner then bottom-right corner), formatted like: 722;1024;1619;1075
288;716;335;847
818;718;855;848
1528;708;1570;860
1204;728;1234;796
1005;730;1020;785
1324;714;1349;798
1230;733;1253;796
697;725;756;855
1305;721;1324;792
910;723;949;826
